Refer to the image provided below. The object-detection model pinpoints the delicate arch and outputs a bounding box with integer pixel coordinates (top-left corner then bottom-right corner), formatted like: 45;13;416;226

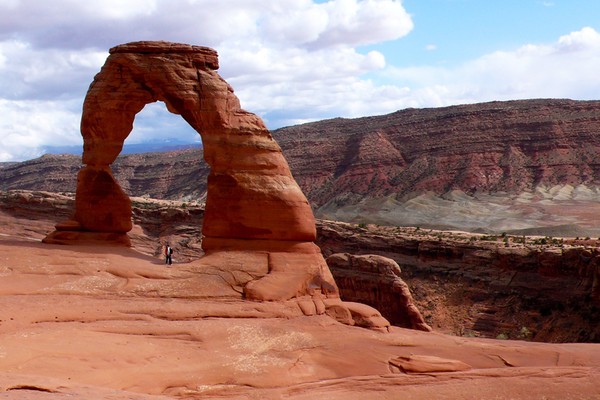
44;42;346;300
47;41;316;248
43;41;342;304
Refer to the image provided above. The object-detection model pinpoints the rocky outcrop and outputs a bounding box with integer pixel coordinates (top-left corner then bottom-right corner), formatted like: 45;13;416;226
55;41;315;247
39;41;391;329
0;150;208;201
112;149;210;201
316;221;600;342
326;253;431;331
270;99;600;231
3;233;600;399
0;155;80;194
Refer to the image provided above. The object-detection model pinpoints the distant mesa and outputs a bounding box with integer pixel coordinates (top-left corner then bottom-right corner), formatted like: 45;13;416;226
41;41;389;328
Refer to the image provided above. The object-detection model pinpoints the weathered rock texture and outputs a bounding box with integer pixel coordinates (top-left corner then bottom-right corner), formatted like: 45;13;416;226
271;99;600;232
0;150;208;201
317;221;600;342
326;253;432;331
41;41;356;310
45;41;315;244
273;99;600;205
2;235;600;399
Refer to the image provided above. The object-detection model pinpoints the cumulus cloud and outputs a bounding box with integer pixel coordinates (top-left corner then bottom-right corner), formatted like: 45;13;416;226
1;1;598;162
0;0;412;160
382;26;600;108
0;40;107;100
0;98;81;161
240;27;600;127
0;0;411;51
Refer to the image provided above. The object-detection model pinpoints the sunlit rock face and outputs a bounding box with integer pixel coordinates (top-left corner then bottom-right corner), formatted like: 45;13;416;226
42;41;379;316
46;41;315;245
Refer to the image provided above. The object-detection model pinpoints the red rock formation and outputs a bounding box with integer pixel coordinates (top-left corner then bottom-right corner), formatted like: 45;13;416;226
5;190;600;340
273;99;600;204
2;235;600;399
326;253;432;331
45;41;316;246
5;98;600;205
40;41;389;327
0;150;209;201
7;99;600;233
317;220;600;342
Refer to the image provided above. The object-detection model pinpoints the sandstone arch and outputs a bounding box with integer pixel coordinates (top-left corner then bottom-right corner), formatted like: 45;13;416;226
42;41;345;303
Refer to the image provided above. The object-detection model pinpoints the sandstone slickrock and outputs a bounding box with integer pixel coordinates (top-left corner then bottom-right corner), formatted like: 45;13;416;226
1;235;600;399
6;190;600;341
326;253;431;331
40;41;389;327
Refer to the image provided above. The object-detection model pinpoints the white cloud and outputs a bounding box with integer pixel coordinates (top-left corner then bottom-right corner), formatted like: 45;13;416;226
557;26;600;52
307;0;413;48
129;102;201;144
1;1;598;163
0;99;82;161
382;27;600;108
0;40;107;100
0;0;412;51
238;26;600;128
0;0;412;160
76;0;159;19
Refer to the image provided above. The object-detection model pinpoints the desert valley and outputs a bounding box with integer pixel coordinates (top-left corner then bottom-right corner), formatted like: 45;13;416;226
0;41;600;399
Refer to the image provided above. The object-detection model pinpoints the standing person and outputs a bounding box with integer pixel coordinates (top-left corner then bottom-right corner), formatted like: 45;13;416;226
165;243;173;265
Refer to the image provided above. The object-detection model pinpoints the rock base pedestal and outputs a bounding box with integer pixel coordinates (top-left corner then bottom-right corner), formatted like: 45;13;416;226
43;220;131;247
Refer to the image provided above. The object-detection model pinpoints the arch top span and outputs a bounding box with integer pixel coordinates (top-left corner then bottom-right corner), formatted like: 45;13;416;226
41;41;347;304
109;40;219;69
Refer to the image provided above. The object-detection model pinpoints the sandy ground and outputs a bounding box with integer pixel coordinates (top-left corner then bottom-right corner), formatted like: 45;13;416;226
0;231;599;399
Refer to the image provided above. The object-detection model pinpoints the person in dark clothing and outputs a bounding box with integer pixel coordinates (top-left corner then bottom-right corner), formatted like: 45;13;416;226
165;243;173;265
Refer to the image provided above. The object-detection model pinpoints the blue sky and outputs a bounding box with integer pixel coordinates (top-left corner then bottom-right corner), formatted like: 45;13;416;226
1;0;600;161
390;0;598;66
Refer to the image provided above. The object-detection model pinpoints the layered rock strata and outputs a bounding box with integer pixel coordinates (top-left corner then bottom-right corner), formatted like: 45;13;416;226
270;99;600;230
317;221;600;342
8;99;600;233
272;99;600;206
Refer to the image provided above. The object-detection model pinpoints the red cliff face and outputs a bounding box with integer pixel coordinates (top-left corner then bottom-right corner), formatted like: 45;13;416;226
0;150;209;201
325;252;432;332
316;221;600;342
273;99;600;206
7;99;600;204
